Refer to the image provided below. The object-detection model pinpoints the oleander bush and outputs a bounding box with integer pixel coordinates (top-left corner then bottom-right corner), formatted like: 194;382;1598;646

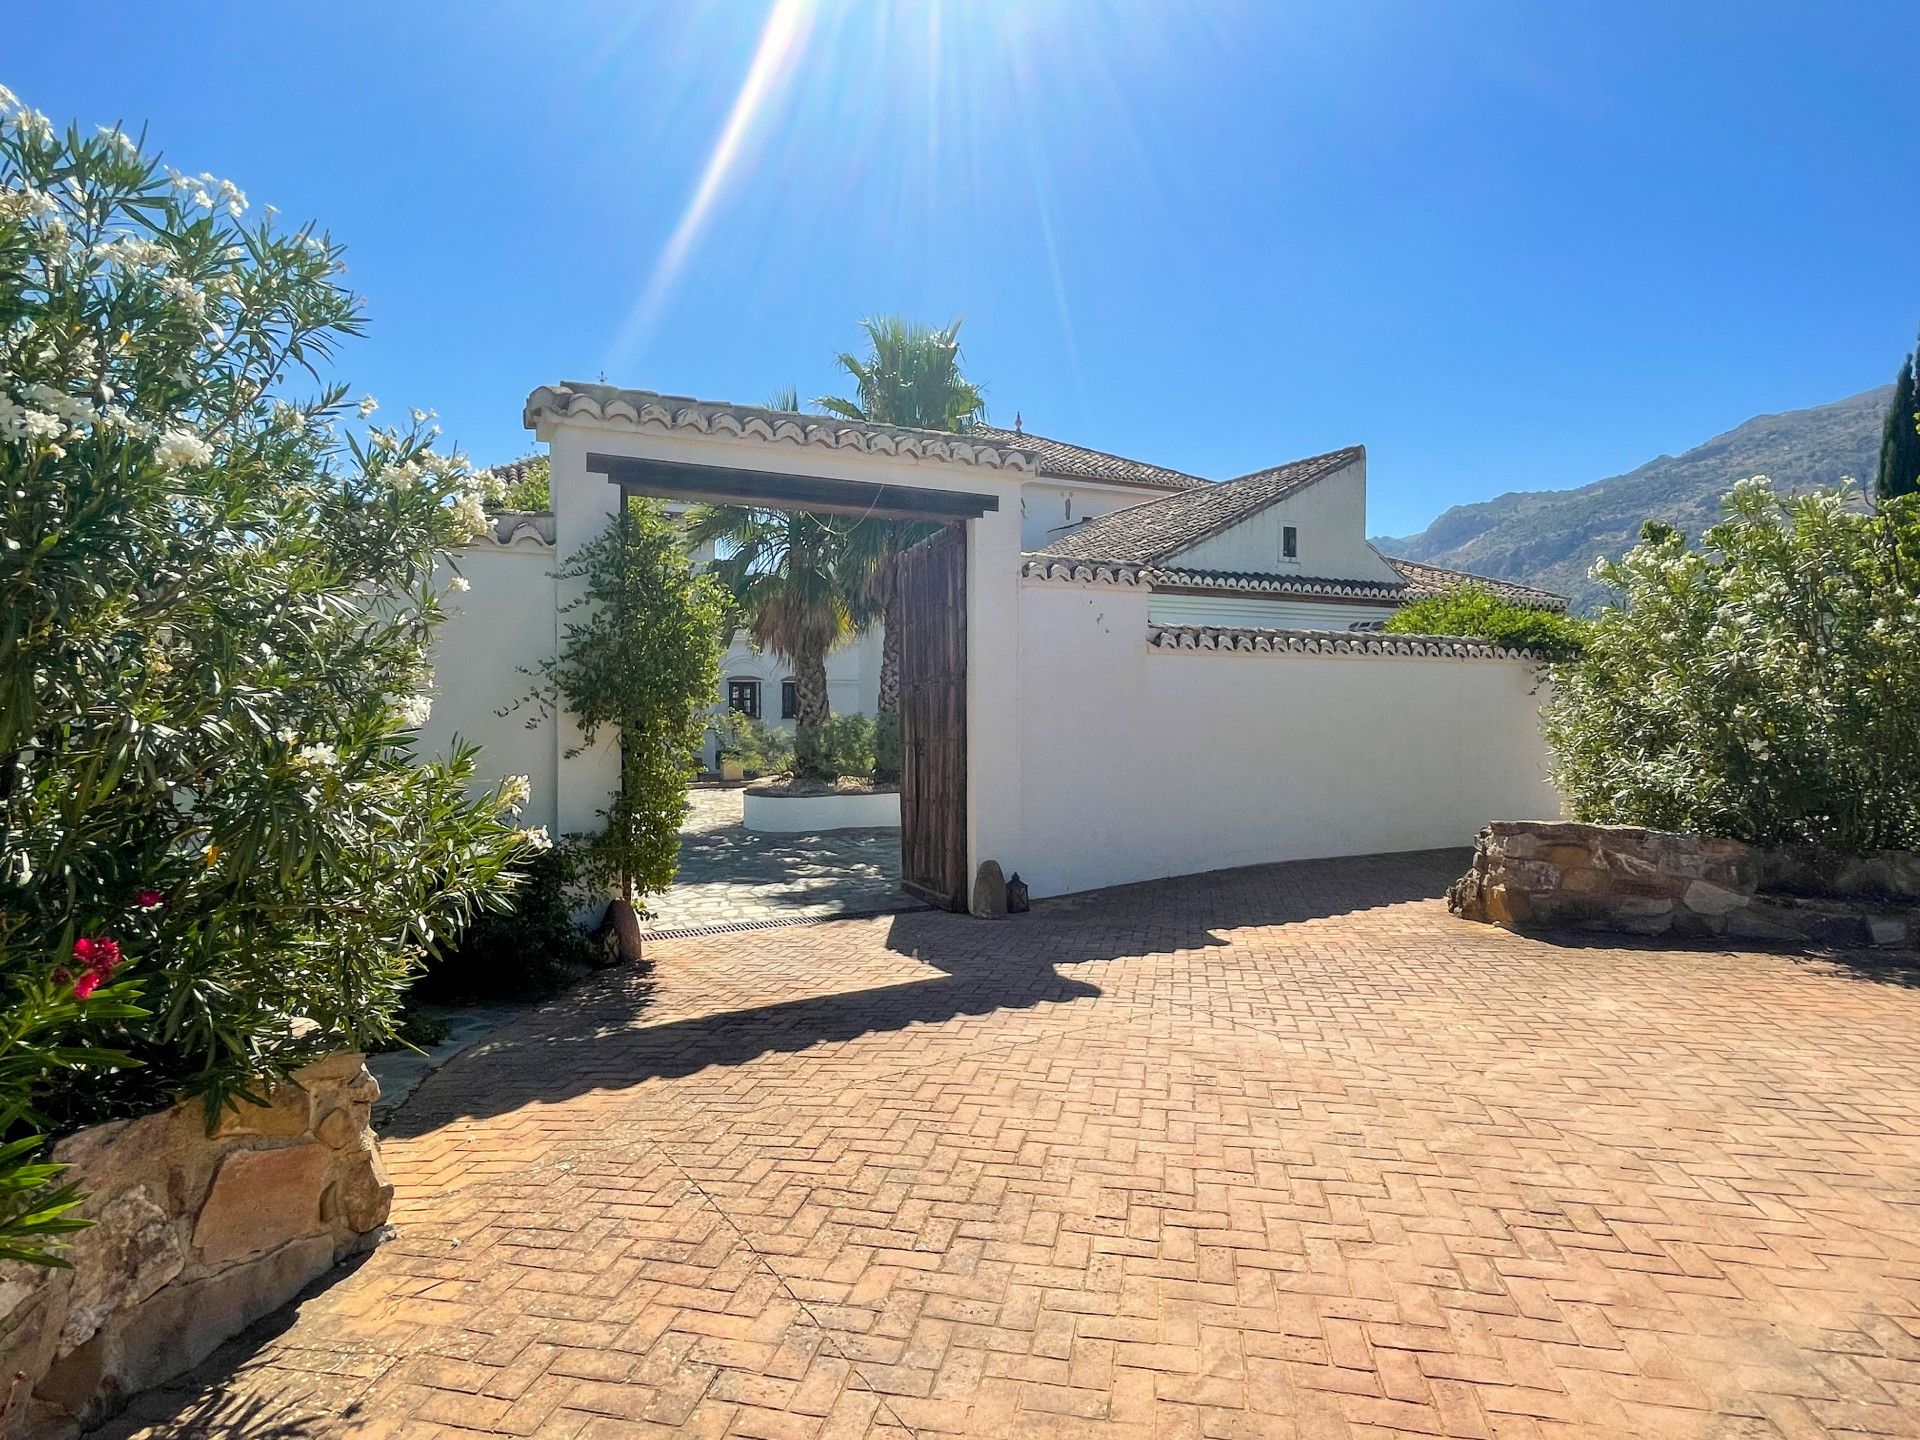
1384;584;1589;661
409;849;598;1005
1543;479;1920;852
0;89;540;1262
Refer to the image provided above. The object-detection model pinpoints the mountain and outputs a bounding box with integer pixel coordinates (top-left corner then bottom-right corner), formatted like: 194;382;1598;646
1373;386;1893;612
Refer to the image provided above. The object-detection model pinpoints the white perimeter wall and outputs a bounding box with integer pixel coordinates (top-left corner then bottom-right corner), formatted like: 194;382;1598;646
419;541;561;834
1011;582;1561;898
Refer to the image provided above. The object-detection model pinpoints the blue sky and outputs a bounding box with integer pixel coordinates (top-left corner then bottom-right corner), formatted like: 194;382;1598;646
12;2;1918;535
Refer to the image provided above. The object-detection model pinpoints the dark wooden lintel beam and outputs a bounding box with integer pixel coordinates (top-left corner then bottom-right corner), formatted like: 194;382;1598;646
586;452;998;521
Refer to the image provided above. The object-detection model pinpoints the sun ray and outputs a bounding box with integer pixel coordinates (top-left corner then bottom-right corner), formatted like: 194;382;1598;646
607;0;817;370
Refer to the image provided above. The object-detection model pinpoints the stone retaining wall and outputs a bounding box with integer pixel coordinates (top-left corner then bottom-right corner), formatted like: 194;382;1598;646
1451;820;1920;944
0;1053;393;1437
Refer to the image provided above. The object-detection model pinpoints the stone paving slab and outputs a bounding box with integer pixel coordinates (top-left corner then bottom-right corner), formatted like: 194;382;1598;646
643;787;917;933
99;850;1920;1439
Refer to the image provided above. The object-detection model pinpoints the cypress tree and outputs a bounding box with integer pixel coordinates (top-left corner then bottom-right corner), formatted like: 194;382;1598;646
1875;342;1920;504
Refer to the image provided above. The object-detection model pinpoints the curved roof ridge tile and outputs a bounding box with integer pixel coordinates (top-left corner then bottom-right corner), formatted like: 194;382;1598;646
1146;622;1544;662
525;384;1036;471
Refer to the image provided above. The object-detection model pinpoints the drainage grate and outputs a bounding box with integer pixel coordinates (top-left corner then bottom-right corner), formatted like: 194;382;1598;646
642;901;929;942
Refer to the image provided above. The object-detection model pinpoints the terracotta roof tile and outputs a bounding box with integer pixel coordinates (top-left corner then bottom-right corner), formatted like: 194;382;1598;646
971;426;1206;492
1147;623;1548;661
1383;556;1569;612
524;384;1034;470
1040;445;1365;565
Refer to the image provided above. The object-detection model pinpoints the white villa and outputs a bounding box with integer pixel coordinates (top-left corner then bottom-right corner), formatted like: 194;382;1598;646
426;385;1563;907
487;417;1562;767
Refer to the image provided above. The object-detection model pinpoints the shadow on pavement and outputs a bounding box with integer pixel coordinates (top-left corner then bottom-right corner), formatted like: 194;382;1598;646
382;848;1465;1140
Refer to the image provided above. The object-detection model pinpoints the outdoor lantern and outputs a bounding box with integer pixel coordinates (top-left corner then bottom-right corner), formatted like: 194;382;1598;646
1006;872;1030;913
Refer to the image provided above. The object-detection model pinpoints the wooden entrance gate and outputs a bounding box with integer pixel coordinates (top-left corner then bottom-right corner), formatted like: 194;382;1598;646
896;526;968;910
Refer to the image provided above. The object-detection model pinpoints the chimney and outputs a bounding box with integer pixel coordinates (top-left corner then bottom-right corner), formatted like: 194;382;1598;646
1014;411;1023;436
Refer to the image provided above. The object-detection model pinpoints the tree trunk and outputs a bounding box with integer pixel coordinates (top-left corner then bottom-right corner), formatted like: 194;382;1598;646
874;567;904;784
877;575;903;716
792;636;832;779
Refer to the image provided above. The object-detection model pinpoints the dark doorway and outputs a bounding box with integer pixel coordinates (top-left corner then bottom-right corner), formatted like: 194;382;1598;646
896;526;968;910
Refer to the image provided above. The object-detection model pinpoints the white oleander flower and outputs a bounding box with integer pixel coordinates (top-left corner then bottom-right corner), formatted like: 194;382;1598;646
155;428;214;469
518;825;552;853
0;394;64;444
447;490;488;544
12;108;54;145
394;693;433;728
448;575;470;593
500;774;531;812
357;395;377;418
295;742;338;770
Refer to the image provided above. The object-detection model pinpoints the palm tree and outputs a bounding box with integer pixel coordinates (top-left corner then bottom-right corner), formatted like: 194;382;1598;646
684;388;860;780
685;503;854;779
815;318;986;751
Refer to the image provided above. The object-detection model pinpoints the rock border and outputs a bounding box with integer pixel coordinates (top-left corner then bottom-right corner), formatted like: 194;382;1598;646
1451;820;1920;945
0;1053;393;1437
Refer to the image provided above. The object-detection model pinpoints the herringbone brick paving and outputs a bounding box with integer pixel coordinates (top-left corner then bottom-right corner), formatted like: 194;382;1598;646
104;851;1920;1439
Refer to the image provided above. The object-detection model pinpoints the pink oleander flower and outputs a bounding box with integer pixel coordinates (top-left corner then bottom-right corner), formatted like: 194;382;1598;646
73;936;121;971
135;888;164;910
70;935;124;999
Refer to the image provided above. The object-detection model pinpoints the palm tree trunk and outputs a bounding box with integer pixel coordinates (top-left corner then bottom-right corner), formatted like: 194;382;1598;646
874;574;904;783
878;578;903;716
793;637;832;780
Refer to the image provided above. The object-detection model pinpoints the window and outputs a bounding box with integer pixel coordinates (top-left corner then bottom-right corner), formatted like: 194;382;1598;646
1282;525;1298;560
780;679;798;720
726;679;760;719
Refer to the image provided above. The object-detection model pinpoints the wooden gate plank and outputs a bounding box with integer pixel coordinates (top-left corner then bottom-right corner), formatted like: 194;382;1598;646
897;527;968;911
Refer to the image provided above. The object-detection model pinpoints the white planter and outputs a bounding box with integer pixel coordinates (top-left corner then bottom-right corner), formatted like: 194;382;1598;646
742;789;901;833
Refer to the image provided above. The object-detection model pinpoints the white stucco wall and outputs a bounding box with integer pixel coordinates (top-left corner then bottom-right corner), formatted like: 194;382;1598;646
1172;460;1404;585
1147;592;1394;631
1009;581;1561;898
420;540;561;833
1020;478;1176;551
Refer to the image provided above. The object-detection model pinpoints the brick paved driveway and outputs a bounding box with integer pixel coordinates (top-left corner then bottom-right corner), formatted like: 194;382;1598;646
110;851;1920;1439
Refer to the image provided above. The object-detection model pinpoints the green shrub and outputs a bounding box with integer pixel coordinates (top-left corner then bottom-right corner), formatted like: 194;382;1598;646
1385;584;1589;661
494;455;550;510
795;715;876;782
541;500;726;907
712;710;793;777
1544;481;1920;852
409;850;596;1005
0;91;537;1263
873;710;902;786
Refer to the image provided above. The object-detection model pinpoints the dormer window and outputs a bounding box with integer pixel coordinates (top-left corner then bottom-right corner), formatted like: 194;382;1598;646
1282;525;1299;560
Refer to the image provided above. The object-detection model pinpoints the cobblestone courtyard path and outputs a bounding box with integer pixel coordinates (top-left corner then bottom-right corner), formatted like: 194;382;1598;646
640;788;915;934
107;851;1920;1439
